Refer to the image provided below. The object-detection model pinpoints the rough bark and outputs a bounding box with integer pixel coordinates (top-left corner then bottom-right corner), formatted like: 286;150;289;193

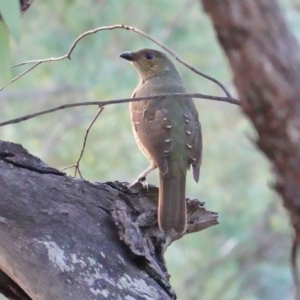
0;140;217;300
201;0;300;241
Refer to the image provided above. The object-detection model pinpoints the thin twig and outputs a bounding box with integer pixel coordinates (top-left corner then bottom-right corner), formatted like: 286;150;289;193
74;107;104;178
60;164;77;172
0;62;41;92
291;235;300;300
3;24;232;97
77;167;83;179
0;93;240;127
126;25;232;98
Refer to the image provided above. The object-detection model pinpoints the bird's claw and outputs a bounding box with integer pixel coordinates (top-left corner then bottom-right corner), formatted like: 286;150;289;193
139;177;149;190
129;176;148;190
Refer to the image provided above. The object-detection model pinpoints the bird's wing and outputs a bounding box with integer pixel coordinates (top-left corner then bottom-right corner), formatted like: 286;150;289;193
184;107;202;182
130;97;172;174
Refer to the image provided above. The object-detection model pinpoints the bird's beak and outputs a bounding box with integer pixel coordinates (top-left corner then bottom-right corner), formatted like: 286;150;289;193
119;51;135;61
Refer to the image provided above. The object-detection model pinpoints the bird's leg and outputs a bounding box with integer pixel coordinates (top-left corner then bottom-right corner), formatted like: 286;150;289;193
137;165;156;181
129;165;156;188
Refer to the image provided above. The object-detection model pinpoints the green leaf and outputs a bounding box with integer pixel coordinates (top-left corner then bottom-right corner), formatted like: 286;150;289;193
0;0;20;41
0;21;10;86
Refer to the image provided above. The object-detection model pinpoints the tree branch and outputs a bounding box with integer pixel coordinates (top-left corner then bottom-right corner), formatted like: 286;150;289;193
0;93;239;128
201;0;300;297
0;140;218;300
2;24;232;98
74;107;104;178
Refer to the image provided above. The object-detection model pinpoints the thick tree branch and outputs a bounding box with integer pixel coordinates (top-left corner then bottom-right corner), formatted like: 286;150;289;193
0;140;217;300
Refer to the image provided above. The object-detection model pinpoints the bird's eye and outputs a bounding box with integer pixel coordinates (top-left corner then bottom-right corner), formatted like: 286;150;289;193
145;53;154;60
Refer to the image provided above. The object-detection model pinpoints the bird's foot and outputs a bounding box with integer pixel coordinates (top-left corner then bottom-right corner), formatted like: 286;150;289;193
139;177;149;190
129;176;148;190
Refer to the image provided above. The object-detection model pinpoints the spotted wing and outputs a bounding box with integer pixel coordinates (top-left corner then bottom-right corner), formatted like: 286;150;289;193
184;106;202;182
130;97;172;175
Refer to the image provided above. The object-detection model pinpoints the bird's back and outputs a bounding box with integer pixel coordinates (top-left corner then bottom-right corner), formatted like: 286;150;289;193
132;75;201;179
121;48;202;233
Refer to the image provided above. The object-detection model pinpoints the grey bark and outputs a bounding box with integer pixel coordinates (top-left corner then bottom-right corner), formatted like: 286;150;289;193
0;140;217;300
201;0;300;242
201;0;300;296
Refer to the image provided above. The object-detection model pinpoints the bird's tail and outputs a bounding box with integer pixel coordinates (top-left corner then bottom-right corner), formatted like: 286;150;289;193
158;172;187;234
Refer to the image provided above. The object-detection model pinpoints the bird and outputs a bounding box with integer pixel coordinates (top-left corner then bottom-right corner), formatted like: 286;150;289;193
119;48;202;234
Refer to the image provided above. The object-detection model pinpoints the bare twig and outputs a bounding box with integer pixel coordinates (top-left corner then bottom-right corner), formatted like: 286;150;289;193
3;24;232;97
74;107;104;178
0;93;240;127
291;236;300;300
0;62;41;92
60;164;77;172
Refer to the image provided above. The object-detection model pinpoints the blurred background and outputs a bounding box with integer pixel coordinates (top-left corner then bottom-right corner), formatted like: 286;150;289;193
1;0;299;299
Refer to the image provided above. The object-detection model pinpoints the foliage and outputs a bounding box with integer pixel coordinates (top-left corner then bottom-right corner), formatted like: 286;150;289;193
0;0;20;85
0;21;10;85
0;1;299;299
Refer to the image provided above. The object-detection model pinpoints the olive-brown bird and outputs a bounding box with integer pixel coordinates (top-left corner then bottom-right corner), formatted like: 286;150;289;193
120;49;202;234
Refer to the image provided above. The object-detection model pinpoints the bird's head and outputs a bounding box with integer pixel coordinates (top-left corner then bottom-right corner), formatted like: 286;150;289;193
119;48;178;82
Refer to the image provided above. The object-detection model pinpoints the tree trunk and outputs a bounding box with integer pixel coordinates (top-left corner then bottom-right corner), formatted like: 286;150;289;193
0;140;217;300
201;0;300;241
